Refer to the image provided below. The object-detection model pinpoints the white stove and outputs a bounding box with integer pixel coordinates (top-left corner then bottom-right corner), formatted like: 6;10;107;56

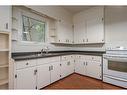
103;47;127;88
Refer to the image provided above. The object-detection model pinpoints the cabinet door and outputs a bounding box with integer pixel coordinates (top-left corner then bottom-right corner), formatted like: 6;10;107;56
56;21;66;43
66;60;75;75
15;67;37;89
86;61;102;80
65;23;73;44
37;64;50;89
56;20;73;44
50;62;60;83
0;6;11;32
75;59;86;75
86;18;104;43
86;7;104;43
74;20;86;44
60;61;67;78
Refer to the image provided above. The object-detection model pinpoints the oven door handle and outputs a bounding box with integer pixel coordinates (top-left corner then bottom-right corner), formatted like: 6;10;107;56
106;75;127;82
104;56;127;62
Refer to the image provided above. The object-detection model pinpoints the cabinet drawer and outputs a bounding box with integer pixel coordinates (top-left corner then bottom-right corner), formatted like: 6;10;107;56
75;55;84;59
61;55;74;60
91;56;102;62
37;57;60;65
16;59;37;69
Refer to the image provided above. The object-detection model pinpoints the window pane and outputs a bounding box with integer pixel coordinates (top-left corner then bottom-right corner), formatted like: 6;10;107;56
22;15;45;42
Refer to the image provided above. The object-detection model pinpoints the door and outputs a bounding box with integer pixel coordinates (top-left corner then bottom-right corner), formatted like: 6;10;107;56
50;62;60;83
0;6;11;32
103;55;127;79
15;67;37;89
37;64;50;89
86;61;102;79
75;59;86;75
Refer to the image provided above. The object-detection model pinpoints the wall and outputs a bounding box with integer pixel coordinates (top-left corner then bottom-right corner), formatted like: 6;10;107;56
12;6;127;53
12;6;73;53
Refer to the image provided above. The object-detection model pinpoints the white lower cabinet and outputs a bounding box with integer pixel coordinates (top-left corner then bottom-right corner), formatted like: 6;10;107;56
86;60;102;79
37;64;50;89
60;55;75;78
60;60;74;78
75;59;86;75
14;54;102;89
15;67;37;89
75;55;102;80
37;62;61;89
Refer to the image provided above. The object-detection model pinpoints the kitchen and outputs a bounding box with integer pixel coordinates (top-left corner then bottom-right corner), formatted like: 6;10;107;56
0;5;127;89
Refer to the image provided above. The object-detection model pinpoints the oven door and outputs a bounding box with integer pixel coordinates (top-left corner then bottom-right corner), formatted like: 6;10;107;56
103;54;127;79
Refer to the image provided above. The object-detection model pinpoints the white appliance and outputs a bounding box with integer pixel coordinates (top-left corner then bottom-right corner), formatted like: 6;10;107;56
103;47;127;88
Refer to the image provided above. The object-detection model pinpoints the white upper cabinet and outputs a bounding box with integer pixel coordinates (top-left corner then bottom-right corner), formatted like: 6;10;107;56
0;6;11;32
56;20;73;44
73;7;104;44
86;7;104;43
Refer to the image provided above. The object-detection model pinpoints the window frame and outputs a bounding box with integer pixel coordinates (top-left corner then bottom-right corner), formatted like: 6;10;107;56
22;15;46;43
18;9;48;45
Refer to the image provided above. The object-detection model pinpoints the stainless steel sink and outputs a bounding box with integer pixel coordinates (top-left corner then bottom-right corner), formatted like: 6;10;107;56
37;53;55;56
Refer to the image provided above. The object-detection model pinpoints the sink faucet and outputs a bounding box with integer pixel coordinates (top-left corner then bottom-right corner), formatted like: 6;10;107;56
40;47;50;55
41;49;44;54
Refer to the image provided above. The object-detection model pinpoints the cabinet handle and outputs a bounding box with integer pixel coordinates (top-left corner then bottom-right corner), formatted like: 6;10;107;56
67;61;70;65
83;39;85;42
49;66;51;71
51;66;53;70
34;70;37;75
83;62;85;65
5;23;8;29
86;62;88;66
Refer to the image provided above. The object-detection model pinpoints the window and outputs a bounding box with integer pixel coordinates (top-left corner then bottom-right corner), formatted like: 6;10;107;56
22;15;46;42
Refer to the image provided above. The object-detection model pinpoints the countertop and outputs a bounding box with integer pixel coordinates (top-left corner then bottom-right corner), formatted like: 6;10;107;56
12;51;105;61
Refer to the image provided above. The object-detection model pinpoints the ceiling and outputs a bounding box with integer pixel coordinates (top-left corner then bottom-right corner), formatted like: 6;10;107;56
62;6;93;14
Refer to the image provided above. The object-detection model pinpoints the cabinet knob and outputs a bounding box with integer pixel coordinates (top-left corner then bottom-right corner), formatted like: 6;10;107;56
26;63;29;65
86;39;88;42
34;69;37;75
